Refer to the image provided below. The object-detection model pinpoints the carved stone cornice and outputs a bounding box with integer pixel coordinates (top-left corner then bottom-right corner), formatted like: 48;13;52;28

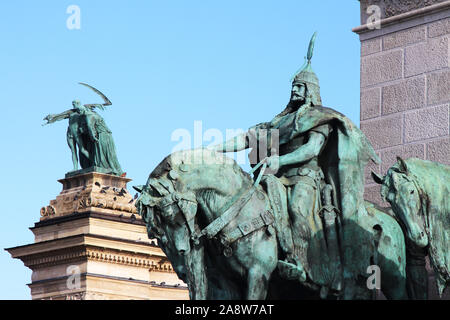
354;0;450;36
360;0;447;23
16;242;175;272
40;292;87;300
21;247;87;268
85;247;174;272
40;172;137;221
64;292;87;300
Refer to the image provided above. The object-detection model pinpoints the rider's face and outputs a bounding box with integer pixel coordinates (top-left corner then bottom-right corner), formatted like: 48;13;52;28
291;83;306;102
72;101;81;110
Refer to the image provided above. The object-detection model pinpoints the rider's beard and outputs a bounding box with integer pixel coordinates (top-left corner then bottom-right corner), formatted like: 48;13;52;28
274;95;306;119
287;97;305;112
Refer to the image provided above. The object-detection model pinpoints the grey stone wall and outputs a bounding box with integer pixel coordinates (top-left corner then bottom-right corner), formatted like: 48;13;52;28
356;2;450;206
355;0;450;300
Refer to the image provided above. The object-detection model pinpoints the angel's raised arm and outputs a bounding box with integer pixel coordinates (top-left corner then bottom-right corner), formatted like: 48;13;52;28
42;109;74;126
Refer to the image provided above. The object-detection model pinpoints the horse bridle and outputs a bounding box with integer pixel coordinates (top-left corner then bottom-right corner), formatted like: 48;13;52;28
407;174;450;280
157;190;199;238
394;173;431;251
189;161;269;244
408;175;429;236
158;191;197;208
154;159;270;258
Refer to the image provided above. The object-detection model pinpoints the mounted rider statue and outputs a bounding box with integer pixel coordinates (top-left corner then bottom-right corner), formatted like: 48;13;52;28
212;33;380;298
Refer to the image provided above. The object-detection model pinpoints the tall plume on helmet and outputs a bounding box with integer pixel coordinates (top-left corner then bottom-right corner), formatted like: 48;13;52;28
306;31;317;63
291;32;322;106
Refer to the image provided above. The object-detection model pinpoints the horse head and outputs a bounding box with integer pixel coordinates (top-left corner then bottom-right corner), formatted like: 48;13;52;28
134;149;261;299
134;169;199;254
372;157;428;248
134;164;209;299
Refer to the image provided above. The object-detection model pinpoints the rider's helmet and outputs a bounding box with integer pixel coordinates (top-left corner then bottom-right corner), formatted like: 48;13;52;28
292;32;322;106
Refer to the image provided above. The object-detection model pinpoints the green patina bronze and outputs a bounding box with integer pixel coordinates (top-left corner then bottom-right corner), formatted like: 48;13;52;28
373;157;450;299
43;83;123;176
134;149;408;299
132;34;440;300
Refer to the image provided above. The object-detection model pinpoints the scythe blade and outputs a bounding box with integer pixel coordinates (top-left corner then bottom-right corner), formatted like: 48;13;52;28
79;82;112;109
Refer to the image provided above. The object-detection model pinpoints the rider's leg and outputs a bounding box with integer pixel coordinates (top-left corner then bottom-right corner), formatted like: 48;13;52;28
277;182;317;282
404;263;427;300
261;175;294;257
66;132;78;171
289;182;316;262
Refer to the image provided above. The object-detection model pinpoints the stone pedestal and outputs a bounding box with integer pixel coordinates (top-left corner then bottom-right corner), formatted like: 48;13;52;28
6;172;188;300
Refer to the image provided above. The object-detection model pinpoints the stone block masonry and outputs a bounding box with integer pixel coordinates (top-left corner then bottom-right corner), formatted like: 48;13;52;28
355;2;450;207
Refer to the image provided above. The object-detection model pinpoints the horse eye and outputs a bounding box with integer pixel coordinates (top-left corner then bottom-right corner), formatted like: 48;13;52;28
410;190;414;194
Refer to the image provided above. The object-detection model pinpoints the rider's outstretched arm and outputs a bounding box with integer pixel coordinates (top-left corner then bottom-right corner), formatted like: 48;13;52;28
210;132;249;153
42;109;74;125
279;126;328;167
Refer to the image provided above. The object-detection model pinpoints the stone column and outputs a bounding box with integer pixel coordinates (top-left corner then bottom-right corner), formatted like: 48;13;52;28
354;0;450;299
5;171;188;300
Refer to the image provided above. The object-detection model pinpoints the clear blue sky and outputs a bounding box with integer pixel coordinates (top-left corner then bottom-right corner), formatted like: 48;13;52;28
0;1;361;299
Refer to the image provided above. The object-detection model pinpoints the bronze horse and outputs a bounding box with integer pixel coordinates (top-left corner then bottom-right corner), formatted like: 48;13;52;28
372;157;450;298
135;149;409;299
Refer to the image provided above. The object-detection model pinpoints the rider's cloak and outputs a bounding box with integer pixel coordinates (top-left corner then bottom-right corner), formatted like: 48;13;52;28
251;105;381;293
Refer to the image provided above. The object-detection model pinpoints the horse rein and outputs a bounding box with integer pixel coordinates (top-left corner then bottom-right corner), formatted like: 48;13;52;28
409;176;430;238
190;159;269;245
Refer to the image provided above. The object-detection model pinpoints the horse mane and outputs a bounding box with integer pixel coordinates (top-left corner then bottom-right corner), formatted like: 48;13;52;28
399;158;450;296
151;148;252;182
147;148;254;217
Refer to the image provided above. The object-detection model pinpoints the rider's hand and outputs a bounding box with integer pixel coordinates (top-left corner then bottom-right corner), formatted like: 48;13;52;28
266;155;280;172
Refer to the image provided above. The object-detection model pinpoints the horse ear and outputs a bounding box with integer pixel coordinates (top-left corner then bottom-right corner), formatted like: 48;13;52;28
133;185;144;193
396;157;409;174
371;171;384;184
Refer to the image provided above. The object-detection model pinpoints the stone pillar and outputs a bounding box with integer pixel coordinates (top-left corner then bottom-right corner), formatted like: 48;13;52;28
354;0;450;299
5;171;188;300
